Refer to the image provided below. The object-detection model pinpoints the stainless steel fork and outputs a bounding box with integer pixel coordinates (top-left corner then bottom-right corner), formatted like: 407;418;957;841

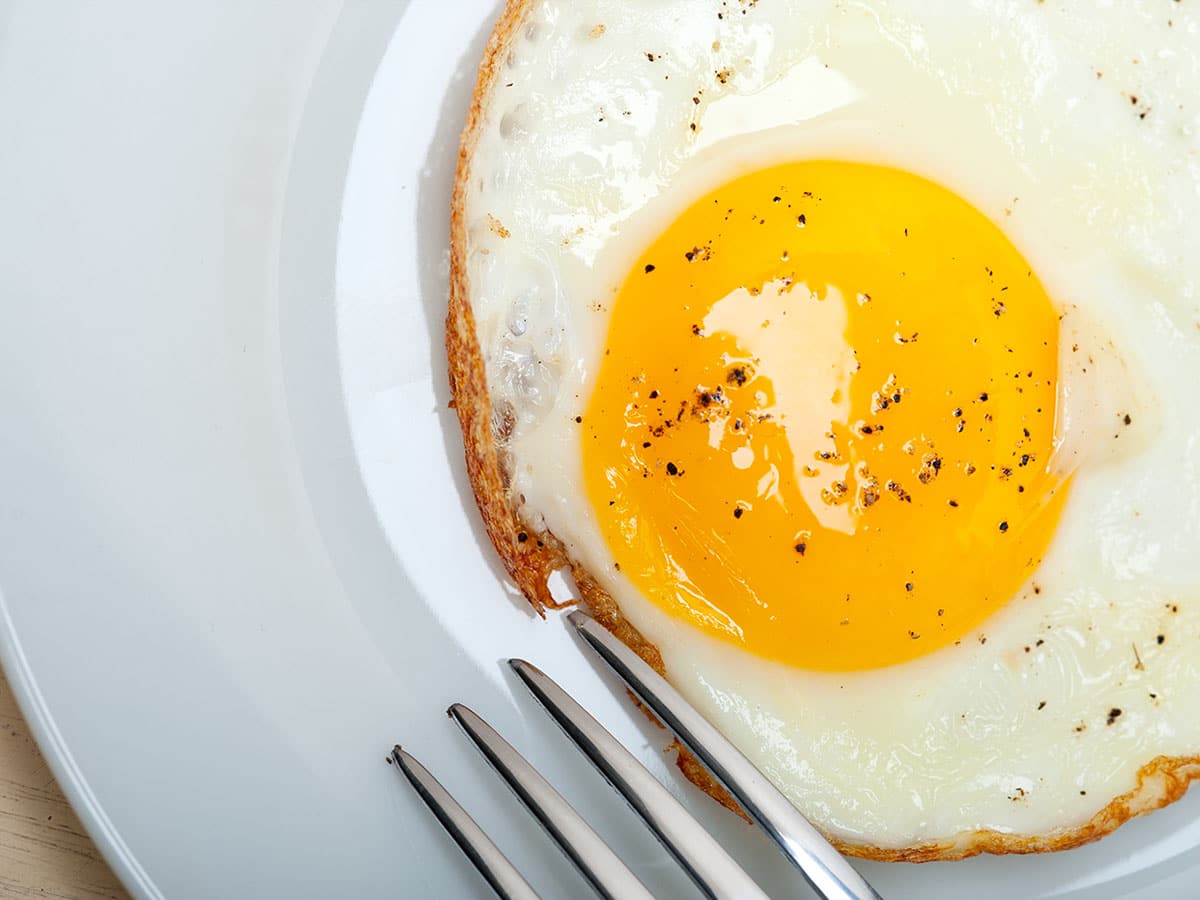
391;610;882;900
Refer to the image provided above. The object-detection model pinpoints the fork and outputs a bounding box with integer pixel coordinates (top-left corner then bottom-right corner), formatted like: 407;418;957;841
391;610;882;900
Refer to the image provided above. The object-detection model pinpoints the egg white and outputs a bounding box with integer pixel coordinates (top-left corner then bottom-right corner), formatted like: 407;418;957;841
463;0;1200;847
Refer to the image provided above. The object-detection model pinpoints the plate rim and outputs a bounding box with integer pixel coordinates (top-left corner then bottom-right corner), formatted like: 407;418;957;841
0;594;157;900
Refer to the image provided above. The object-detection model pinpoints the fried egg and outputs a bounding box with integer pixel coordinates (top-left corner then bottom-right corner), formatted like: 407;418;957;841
457;0;1200;853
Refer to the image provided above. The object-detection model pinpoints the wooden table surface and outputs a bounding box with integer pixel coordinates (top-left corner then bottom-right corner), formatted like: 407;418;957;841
0;667;129;899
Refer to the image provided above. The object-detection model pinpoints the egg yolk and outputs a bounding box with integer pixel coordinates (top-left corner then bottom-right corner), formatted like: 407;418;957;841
582;161;1069;671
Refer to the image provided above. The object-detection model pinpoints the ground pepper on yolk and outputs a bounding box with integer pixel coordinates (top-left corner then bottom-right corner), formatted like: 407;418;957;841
582;160;1069;671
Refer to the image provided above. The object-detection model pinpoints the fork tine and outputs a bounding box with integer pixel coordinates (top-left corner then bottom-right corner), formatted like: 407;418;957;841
567;611;883;900
508;658;770;900
448;703;656;900
391;746;541;900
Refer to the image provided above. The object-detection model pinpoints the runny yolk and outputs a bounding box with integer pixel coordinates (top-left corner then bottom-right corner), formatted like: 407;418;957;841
582;160;1069;671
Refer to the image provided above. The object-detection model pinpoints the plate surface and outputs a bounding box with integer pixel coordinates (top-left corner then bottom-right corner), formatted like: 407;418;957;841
0;2;1198;897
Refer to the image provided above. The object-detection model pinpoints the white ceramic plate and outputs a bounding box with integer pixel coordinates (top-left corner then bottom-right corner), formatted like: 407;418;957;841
1;3;1198;897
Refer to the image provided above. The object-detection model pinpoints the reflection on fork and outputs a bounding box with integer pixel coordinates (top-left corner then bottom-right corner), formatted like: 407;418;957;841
391;611;881;900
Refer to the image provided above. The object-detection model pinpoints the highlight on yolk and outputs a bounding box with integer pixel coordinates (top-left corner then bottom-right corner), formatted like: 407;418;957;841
582;160;1069;671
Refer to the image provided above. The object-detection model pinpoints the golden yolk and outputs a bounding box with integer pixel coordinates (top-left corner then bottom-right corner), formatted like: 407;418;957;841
582;161;1069;671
